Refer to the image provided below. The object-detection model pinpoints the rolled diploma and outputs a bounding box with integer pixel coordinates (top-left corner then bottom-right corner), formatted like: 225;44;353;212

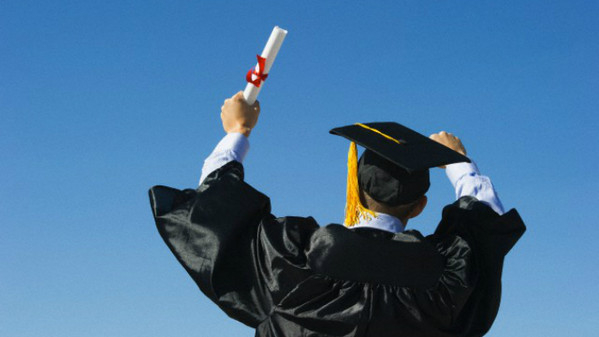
243;26;288;104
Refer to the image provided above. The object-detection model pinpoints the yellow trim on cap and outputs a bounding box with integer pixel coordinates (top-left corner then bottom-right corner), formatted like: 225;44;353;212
355;123;403;145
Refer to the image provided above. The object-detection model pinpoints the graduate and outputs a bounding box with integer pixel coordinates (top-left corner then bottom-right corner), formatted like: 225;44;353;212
149;92;525;337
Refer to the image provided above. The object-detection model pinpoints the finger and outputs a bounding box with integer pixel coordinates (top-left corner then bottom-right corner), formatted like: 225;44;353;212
233;91;244;101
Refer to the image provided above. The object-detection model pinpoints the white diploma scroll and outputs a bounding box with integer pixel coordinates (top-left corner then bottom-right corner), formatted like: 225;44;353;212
243;26;288;105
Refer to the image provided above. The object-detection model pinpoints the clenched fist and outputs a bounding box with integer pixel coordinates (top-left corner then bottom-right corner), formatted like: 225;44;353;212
221;91;260;137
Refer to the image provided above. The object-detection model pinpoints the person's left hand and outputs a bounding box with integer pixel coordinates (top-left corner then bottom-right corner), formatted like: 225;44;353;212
221;91;260;137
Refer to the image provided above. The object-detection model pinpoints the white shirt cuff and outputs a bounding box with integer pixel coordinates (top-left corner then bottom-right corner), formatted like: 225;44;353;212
199;133;249;185
213;132;250;161
445;159;505;215
445;160;480;189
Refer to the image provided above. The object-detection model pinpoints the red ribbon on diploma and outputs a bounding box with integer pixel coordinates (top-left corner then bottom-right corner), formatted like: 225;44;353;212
246;55;269;88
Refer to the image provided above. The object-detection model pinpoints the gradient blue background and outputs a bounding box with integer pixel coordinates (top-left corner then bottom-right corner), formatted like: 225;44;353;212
2;1;598;336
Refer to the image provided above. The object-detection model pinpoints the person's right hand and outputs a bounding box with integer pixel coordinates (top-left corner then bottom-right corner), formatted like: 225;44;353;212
430;131;467;168
221;91;260;137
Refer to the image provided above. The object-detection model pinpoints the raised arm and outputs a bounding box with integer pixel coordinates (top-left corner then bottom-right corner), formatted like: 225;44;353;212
430;131;505;215
199;92;261;185
151;93;319;328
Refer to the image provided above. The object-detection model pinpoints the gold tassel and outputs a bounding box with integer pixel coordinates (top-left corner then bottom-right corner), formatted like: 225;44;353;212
344;142;376;227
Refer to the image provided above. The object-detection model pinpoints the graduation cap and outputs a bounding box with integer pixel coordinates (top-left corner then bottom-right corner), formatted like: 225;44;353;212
330;122;470;227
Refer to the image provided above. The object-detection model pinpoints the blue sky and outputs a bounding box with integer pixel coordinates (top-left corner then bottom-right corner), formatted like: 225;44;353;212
1;1;598;336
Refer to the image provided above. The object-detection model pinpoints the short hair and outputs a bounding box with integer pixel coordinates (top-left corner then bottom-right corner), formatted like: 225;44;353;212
358;150;430;206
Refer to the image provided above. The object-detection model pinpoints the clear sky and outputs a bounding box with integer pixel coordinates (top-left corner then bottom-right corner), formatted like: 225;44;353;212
2;1;598;336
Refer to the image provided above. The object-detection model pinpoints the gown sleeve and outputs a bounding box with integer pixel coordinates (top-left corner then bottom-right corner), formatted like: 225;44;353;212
361;198;525;337
429;196;526;336
149;161;318;328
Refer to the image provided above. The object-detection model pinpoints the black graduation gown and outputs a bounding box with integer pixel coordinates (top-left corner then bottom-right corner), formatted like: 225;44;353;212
149;161;525;337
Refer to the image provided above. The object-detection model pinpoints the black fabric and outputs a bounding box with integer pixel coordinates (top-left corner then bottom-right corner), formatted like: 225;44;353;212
330;122;470;173
149;161;525;337
358;149;430;205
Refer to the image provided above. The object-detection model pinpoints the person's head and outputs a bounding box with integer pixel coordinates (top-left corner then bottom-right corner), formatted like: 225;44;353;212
329;122;470;228
358;149;429;225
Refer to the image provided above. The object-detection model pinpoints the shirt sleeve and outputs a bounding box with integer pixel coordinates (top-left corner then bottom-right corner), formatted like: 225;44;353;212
199;132;250;185
445;160;505;215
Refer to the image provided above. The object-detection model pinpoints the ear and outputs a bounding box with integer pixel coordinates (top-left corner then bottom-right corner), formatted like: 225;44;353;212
408;195;428;219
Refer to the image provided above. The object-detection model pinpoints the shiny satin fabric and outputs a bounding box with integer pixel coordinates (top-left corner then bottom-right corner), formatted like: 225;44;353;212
149;161;525;337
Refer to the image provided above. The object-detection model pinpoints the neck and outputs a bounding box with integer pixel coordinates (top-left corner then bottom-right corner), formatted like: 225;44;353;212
400;216;410;227
352;212;405;233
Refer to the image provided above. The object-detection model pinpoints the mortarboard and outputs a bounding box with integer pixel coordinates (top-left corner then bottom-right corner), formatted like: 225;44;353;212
330;122;470;226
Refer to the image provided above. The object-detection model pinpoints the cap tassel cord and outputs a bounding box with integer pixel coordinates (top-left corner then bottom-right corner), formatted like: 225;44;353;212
344;142;377;227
